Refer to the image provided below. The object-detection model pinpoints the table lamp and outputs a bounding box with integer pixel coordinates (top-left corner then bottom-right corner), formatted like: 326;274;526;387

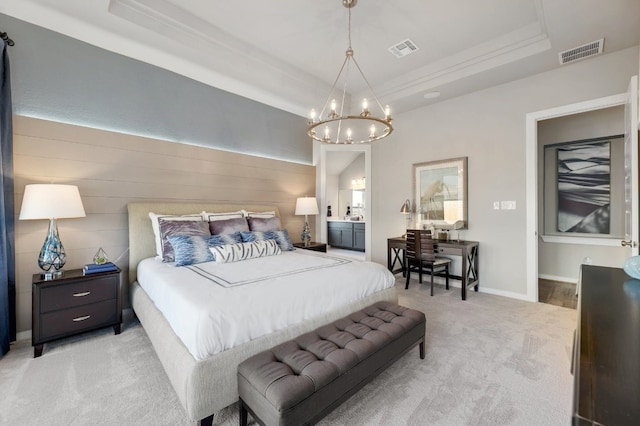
400;199;412;236
19;184;86;280
295;197;319;246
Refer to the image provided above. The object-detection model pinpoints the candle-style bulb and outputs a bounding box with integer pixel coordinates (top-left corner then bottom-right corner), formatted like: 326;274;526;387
384;105;391;118
369;125;376;138
362;98;368;110
309;108;316;121
330;99;337;113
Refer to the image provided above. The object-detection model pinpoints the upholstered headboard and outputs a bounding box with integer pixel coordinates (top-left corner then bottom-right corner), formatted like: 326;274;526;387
127;202;281;284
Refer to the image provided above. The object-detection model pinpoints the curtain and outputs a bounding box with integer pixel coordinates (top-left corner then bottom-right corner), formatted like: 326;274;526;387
0;39;15;356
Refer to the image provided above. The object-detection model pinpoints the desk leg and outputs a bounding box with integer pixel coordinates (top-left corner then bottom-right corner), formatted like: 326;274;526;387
461;248;468;301
387;245;406;276
468;245;479;293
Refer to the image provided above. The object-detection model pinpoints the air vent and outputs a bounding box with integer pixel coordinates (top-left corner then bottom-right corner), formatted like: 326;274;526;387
558;38;604;65
388;39;419;58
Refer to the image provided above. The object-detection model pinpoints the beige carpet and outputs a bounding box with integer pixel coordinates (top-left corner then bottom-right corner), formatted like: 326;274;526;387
0;279;576;425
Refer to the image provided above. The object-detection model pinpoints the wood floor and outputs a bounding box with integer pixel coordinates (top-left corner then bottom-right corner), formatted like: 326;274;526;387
539;279;577;309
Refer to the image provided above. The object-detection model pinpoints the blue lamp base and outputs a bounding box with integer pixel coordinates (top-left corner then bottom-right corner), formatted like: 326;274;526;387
38;218;66;280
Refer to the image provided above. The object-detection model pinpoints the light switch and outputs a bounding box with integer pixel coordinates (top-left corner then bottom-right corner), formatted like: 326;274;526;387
501;201;516;210
493;201;500;210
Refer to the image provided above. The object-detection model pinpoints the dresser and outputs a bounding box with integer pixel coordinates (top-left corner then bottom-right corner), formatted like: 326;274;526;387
573;265;640;425
32;268;122;357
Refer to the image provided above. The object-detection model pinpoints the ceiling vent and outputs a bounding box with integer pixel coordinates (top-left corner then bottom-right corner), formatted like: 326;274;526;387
388;39;419;58
558;38;604;65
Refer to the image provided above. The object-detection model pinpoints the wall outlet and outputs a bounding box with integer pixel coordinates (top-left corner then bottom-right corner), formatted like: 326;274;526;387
501;201;516;210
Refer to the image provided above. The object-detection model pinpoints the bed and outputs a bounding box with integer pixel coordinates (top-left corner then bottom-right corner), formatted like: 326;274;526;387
127;202;397;424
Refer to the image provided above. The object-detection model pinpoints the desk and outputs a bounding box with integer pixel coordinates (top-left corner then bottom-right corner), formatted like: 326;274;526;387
387;237;479;300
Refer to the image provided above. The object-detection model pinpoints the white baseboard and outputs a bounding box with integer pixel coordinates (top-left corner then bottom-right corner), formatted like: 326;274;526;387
16;330;30;342
417;276;534;302
477;286;533;301
538;274;578;284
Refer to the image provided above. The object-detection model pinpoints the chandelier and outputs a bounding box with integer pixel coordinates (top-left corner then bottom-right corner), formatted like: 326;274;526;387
307;0;393;144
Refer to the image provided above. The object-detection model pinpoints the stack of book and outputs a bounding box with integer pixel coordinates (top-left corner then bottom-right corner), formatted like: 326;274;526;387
83;262;118;275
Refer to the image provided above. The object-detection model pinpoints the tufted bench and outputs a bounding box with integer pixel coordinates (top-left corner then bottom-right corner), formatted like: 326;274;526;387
237;302;426;426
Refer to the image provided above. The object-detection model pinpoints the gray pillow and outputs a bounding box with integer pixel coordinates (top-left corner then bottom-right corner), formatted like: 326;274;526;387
159;218;210;262
209;217;249;235
247;216;281;232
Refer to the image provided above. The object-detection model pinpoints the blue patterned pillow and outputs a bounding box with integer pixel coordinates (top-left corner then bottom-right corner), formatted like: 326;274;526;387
168;233;242;266
209;240;281;263
158;218;210;263
240;229;294;251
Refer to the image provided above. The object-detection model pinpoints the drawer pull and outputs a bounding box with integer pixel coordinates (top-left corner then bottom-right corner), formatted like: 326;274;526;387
72;315;91;322
73;291;91;297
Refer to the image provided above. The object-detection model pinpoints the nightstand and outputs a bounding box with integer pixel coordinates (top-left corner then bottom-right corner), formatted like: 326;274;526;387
293;241;327;253
32;267;122;358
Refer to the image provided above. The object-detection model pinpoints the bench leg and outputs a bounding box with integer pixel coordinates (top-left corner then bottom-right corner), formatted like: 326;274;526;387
239;399;248;426
199;414;214;426
419;341;425;359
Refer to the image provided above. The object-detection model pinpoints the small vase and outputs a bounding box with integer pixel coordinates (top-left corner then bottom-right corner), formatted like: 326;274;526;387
623;255;640;279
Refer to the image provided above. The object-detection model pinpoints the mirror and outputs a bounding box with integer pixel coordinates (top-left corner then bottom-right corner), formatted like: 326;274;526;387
338;189;366;219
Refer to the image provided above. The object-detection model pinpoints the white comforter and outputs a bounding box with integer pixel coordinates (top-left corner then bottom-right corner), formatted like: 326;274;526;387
137;250;395;360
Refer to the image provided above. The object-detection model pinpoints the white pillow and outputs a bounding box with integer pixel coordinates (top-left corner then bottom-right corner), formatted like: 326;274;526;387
148;212;203;258
202;210;245;221
242;209;276;218
209;240;281;263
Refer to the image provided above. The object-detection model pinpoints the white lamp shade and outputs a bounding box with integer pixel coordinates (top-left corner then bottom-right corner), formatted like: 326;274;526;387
19;184;86;220
295;197;319;216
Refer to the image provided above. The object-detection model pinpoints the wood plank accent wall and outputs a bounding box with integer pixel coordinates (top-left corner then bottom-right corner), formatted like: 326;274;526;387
12;115;315;335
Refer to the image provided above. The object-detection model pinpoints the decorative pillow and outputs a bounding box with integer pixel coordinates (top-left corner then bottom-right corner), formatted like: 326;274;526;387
202;211;244;222
242;210;276;218
247;216;281;232
168;233;243;266
209;240;281;264
209;217;249;235
241;229;294;251
158;219;210;262
149;212;203;258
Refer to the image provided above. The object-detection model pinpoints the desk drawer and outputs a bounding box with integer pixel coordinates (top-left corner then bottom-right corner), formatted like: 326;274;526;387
437;246;462;256
40;276;118;313
39;299;117;341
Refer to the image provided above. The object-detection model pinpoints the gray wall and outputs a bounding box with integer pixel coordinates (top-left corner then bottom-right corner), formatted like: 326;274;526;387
1;13;310;164
370;46;638;299
13;115;316;336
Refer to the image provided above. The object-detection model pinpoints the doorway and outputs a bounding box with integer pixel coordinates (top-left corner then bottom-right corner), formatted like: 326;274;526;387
315;143;372;260
525;79;638;302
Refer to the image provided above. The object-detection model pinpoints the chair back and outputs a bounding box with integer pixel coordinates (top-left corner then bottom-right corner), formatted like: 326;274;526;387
406;229;436;262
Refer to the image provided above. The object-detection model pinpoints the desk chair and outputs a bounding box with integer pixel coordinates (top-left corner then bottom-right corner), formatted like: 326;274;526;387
405;229;451;296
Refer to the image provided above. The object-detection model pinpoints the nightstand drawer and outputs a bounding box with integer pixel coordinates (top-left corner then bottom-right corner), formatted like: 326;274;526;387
40;276;118;313
40;299;118;340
